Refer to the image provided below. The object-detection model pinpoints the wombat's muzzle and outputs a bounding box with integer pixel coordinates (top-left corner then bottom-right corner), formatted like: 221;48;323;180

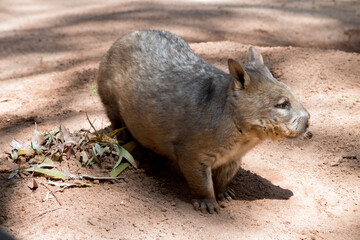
297;114;310;135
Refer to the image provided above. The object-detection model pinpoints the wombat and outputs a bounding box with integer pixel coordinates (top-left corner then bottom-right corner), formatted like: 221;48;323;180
97;30;310;213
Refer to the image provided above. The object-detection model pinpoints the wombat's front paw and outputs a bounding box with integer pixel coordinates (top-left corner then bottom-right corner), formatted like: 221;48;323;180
191;198;220;214
217;188;236;201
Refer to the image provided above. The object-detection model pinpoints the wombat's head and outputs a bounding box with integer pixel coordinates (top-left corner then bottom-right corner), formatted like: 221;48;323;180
227;47;310;140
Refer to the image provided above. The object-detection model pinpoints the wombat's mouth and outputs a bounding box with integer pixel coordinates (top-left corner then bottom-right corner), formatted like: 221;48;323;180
284;130;312;140
299;130;313;140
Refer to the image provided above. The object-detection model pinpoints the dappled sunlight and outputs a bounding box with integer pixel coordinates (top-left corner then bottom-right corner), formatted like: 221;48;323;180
0;1;359;239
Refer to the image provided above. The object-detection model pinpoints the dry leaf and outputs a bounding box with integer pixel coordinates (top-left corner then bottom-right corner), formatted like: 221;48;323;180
18;147;35;156
33;123;45;145
28;179;38;190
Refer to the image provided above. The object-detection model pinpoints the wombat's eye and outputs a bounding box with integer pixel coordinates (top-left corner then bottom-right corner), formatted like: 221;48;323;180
275;100;290;109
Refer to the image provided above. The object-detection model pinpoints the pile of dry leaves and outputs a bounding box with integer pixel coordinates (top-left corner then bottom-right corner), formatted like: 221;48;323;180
1;117;137;191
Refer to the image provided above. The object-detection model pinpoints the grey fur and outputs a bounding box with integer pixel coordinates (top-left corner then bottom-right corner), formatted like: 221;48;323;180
97;30;310;213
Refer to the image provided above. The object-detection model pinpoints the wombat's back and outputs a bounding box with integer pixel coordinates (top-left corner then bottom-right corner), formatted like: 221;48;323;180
98;30;231;159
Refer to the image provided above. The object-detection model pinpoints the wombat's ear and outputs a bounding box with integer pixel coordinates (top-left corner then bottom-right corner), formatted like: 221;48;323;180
248;46;264;67
228;59;250;90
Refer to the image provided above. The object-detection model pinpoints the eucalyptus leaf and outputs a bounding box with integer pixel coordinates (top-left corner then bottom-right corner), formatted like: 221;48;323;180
85;156;94;166
113;143;137;169
10;140;23;150
122;141;136;153
77;159;82;168
8;170;18;179
110;162;130;178
42;158;54;165
11;150;18;160
24;166;67;179
106;127;126;138
113;156;123;170
18;147;35;156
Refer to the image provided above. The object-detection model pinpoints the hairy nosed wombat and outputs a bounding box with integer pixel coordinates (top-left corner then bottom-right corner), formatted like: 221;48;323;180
98;30;310;213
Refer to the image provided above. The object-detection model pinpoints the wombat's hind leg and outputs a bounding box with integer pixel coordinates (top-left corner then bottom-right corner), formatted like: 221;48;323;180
212;160;240;201
178;159;220;214
217;188;236;201
108;110;123;130
101;99;124;131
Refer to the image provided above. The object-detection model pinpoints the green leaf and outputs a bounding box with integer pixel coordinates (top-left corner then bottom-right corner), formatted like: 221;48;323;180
24;166;67;179
77;159;82;168
36;168;67;178
11;150;18;160
31;141;47;153
122;141;136;153
7;179;21;187
8;170;18;179
42;158;54;165
113;143;137;169
91;146;100;163
44;133;52;139
94;143;102;155
106;127;126;138
44;133;54;146
95;143;108;156
85;156;94;166
91;85;97;95
54;126;60;133
113;155;123;170
110;162;130;178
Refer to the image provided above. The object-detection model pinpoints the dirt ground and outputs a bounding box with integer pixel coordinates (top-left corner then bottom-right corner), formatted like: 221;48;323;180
0;0;359;239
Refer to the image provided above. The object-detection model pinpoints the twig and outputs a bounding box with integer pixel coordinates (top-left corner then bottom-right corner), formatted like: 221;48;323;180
41;182;62;206
86;112;99;136
32;207;62;220
81;174;124;181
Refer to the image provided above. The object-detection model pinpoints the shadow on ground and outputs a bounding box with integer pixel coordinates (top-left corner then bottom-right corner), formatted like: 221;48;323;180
0;0;359;65
135;146;293;203
230;168;293;200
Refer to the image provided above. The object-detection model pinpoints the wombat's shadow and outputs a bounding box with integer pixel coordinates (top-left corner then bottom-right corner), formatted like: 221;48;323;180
229;168;293;200
134;146;293;202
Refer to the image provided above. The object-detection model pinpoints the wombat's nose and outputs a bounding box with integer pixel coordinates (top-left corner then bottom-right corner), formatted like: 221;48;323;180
303;110;310;129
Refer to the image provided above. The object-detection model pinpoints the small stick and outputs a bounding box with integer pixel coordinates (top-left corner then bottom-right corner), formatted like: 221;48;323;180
41;182;62;206
32;207;62;220
86;112;99;136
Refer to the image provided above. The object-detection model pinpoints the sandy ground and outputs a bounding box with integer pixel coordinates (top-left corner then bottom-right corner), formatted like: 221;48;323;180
0;0;359;239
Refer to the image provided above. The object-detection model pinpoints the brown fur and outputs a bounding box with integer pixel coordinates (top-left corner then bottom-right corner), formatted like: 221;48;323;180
97;30;310;213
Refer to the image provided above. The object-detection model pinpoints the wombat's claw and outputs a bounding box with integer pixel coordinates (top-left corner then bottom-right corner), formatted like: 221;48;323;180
217;188;236;201
191;199;220;214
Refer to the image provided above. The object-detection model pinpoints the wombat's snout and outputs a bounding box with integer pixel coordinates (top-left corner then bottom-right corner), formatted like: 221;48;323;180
301;116;312;140
300;111;310;133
